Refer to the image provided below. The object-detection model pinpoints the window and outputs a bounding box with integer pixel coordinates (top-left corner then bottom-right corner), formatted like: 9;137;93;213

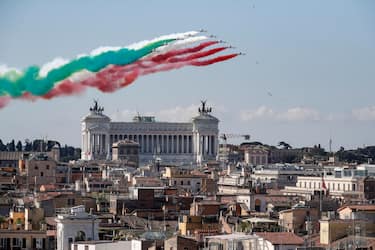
0;238;6;248
352;184;356;191
34;166;38;170
46;165;50;170
13;238;23;247
188;180;191;185
35;238;43;249
180;181;183;185
68;198;75;206
40;172;44;177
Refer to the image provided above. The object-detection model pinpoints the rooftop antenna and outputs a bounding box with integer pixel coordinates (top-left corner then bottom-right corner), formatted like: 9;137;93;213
329;129;333;155
329;137;332;155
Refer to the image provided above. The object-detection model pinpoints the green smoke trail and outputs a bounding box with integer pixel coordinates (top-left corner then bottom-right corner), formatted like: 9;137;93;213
0;38;175;97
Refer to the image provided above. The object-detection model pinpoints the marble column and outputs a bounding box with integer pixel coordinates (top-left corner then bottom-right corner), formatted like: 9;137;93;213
182;136;185;154
87;131;91;157
203;135;206;155
92;134;95;154
145;135;149;153
207;135;212;155
168;135;170;153
144;135;146;153
172;135;175;154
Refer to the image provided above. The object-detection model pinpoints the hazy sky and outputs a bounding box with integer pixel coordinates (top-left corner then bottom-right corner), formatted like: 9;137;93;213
0;0;374;150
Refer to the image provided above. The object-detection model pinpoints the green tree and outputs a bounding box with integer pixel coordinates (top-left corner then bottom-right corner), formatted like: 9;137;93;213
24;139;32;151
16;140;23;151
278;141;292;149
0;140;6;151
7;140;15;151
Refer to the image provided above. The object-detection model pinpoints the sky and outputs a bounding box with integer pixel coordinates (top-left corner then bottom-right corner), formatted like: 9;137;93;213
0;0;374;150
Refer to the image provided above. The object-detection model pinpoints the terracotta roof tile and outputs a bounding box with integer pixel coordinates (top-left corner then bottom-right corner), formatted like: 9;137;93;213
256;232;304;245
338;204;375;212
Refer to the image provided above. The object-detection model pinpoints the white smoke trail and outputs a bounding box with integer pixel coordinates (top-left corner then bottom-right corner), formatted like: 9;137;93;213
153;35;208;53
39;57;69;77
0;64;22;76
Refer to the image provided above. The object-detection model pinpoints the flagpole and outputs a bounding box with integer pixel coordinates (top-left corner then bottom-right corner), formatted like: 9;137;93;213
320;171;326;214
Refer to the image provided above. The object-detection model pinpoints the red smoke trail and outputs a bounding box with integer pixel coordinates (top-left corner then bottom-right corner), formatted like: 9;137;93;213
0;96;11;109
167;47;227;63
190;53;238;66
20;93;39;101
43;80;87;99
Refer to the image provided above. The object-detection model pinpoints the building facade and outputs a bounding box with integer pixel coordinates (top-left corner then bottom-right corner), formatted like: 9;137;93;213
111;139;140;166
55;206;99;250
282;167;369;199
23;153;56;190
244;145;269;165
81;101;219;165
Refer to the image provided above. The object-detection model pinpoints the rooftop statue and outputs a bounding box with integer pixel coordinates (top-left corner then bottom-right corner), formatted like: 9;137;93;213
198;100;212;115
89;99;104;114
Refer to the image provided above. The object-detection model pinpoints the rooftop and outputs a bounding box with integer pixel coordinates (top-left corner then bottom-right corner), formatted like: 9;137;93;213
255;232;304;245
205;233;259;241
338;204;375;212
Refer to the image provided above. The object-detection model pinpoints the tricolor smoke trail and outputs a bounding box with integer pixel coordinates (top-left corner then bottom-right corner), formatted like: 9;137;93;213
0;31;239;108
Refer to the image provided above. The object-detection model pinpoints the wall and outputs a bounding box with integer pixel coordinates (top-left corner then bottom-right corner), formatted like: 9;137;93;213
320;220;349;244
26;157;56;189
279;208;319;234
73;241;132;250
56;216;99;250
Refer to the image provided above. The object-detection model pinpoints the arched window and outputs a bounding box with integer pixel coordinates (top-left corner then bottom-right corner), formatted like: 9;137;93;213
75;231;86;242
